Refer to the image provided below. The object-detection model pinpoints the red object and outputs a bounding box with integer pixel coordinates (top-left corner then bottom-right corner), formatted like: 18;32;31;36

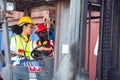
29;66;42;72
48;53;53;57
46;44;53;57
49;40;55;46
35;66;42;72
18;49;25;53
35;23;47;33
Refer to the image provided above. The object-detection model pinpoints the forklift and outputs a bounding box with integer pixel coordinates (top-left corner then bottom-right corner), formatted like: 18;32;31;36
1;0;120;80
0;0;55;80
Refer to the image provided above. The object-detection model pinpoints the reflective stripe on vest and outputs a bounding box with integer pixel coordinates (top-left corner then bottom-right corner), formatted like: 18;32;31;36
37;40;48;46
15;35;32;57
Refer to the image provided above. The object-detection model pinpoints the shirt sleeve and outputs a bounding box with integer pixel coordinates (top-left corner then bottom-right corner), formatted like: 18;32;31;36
10;37;16;52
33;40;37;49
30;40;37;52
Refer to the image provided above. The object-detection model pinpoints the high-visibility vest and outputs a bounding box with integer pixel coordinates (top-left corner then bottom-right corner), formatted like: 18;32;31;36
11;35;33;57
36;40;48;46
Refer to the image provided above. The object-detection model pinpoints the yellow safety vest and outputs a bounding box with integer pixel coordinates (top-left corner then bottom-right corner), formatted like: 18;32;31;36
11;35;33;57
36;40;48;46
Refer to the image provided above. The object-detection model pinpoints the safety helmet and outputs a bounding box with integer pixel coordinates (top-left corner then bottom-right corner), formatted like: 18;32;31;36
18;16;34;26
35;23;47;33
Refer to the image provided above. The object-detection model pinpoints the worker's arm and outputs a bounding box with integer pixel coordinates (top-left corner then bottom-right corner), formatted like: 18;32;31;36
32;40;54;51
36;47;53;51
10;37;17;54
10;37;23;56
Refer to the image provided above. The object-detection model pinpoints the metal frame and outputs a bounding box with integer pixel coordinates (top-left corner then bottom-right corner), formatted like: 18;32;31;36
1;0;118;80
97;0;114;80
0;0;13;80
54;0;88;79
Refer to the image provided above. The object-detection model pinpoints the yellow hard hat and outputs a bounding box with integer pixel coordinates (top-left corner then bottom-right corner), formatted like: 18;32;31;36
18;16;34;26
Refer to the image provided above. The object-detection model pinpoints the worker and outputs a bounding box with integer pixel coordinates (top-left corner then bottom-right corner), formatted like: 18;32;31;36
35;23;53;57
10;16;35;57
10;16;38;66
35;23;54;67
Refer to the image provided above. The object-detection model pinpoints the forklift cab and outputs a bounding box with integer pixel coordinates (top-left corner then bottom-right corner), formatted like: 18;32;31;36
0;0;101;80
0;0;55;80
2;0;120;80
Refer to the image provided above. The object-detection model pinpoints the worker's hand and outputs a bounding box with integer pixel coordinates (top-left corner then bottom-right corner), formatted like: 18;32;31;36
10;51;22;57
36;47;53;51
17;49;26;55
17;52;23;56
11;49;26;56
10;51;16;54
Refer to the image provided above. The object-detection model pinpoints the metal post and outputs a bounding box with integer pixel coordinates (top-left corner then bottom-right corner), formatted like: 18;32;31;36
69;0;88;79
0;0;12;80
54;1;61;74
88;5;91;74
54;0;88;80
2;17;11;66
97;0;114;80
53;1;71;80
78;0;88;72
68;1;81;79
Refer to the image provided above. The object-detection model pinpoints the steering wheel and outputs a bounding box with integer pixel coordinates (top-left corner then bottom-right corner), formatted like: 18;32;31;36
31;44;54;60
